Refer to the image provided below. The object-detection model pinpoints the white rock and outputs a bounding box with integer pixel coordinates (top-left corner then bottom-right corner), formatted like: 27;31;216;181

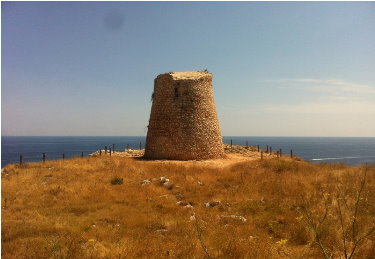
176;201;190;206
204;201;221;207
141;179;151;185
221;215;247;223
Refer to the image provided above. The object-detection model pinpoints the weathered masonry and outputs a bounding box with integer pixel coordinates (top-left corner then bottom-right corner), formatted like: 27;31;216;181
145;71;224;160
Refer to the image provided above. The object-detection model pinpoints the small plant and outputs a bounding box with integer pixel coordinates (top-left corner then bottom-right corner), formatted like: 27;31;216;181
110;177;123;185
299;166;375;259
49;186;62;196
261;160;298;173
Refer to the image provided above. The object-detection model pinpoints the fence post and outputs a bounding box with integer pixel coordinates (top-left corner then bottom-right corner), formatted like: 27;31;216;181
105;146;107;155
113;144;115;153
99;149;102;156
109;148;112;156
42;153;46;163
257;145;259;152
230;139;232;148
81;152;84;158
270;146;272;154
63;153;65;160
20;154;23;165
290;150;293;158
261;151;263;160
266;145;269;153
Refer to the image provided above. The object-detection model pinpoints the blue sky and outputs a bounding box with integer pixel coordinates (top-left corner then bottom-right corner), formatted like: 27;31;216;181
2;1;375;136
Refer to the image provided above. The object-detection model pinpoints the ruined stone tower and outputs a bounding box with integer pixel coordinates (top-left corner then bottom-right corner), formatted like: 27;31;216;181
144;71;224;160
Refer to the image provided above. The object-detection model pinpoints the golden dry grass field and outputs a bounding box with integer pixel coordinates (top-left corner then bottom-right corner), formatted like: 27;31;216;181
2;146;375;258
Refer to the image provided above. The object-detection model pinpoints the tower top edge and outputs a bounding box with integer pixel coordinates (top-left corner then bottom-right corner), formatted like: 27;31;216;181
156;71;212;80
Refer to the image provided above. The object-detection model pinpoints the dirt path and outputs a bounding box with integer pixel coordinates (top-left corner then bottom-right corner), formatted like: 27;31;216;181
91;144;279;169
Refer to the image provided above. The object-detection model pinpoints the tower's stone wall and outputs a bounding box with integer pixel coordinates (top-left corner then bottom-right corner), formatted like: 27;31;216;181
144;71;224;160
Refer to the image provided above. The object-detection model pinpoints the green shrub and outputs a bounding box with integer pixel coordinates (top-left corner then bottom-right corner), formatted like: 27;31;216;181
110;177;123;185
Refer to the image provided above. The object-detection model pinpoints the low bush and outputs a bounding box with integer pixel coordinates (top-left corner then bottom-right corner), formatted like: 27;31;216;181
110;177;123;185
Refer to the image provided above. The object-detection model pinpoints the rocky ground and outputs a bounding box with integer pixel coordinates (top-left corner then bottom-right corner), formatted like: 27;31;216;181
90;144;282;168
2;144;374;258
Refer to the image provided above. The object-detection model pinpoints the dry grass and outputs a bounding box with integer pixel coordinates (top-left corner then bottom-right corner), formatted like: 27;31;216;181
2;147;375;258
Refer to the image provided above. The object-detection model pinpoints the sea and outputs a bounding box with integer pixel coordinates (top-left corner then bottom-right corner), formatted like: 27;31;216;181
1;136;375;167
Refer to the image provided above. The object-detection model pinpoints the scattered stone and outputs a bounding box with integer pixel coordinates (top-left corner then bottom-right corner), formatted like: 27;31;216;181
90;148;144;158
163;182;174;190
197;181;204;185
176;201;189;206
160;177;169;184
249;236;257;241
176;201;193;208
157;176;173;189
220;215;247;223
140;179;151;185
204;201;221;207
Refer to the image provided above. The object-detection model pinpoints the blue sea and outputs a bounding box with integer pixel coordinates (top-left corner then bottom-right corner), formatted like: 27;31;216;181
1;136;375;167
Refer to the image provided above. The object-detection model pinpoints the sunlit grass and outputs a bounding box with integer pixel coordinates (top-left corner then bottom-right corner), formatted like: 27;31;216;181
2;149;375;258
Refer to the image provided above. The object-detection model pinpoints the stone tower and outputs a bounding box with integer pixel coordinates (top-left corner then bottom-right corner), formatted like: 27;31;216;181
144;71;224;160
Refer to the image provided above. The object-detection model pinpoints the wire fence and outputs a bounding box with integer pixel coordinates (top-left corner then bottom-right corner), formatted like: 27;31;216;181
15;139;295;166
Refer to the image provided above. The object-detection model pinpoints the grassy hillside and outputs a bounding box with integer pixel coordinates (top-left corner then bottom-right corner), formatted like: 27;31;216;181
2;147;375;258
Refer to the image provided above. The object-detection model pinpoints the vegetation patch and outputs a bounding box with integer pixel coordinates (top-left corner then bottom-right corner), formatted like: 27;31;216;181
2;156;375;258
110;177;123;185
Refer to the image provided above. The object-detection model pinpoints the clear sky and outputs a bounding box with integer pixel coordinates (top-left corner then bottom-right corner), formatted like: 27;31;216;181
2;1;375;137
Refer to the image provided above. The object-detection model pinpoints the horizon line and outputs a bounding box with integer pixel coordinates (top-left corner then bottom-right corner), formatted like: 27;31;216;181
2;135;375;138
